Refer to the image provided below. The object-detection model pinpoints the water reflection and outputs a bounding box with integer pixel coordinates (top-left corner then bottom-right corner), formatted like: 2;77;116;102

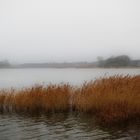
0;113;139;140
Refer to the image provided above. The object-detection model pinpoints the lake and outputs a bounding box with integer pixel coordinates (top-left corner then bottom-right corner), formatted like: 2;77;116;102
0;68;139;89
0;68;140;140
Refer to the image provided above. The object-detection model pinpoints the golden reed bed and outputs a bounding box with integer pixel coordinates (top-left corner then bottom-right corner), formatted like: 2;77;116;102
0;75;140;124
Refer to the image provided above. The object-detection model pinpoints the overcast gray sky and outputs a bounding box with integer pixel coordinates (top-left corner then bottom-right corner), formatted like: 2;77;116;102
0;0;140;63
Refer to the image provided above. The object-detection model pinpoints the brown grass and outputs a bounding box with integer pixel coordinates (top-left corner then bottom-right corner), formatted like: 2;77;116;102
73;75;140;123
0;84;72;113
0;75;140;124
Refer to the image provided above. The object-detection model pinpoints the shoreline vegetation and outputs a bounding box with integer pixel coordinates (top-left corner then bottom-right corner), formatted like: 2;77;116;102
0;75;140;124
0;55;140;68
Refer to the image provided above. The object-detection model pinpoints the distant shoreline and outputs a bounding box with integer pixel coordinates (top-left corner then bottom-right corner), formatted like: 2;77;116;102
0;66;140;69
0;55;140;69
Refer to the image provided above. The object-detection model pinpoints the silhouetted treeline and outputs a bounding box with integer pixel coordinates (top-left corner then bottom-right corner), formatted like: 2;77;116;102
0;55;140;68
97;55;140;68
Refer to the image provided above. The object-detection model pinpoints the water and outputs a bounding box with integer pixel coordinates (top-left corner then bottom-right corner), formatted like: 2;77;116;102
0;68;140;140
0;113;139;140
0;68;139;89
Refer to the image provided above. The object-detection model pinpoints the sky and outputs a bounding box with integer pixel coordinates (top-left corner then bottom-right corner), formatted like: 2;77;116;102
0;0;140;63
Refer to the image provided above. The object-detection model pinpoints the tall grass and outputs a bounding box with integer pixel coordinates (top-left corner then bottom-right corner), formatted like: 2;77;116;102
0;84;72;113
0;75;140;124
73;75;140;123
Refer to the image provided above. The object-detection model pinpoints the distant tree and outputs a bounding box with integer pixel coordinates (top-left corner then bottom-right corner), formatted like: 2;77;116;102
97;56;105;67
104;55;131;67
0;60;10;68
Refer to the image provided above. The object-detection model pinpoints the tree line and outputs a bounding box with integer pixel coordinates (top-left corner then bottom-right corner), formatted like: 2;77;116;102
97;55;140;68
0;55;140;68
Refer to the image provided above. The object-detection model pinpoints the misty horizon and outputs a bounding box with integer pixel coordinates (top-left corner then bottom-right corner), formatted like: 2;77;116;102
0;55;140;69
0;0;140;63
0;54;140;64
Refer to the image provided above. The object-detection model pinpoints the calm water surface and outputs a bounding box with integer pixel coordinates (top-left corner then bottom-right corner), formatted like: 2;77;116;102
0;68;140;140
0;68;139;88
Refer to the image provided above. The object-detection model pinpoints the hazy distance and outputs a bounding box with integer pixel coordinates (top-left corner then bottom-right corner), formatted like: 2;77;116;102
0;0;140;63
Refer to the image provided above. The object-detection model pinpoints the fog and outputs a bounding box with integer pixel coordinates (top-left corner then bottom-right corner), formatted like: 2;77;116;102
0;0;140;63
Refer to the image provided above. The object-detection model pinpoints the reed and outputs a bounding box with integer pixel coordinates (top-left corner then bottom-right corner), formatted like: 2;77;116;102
0;75;140;124
0;84;72;113
73;75;140;123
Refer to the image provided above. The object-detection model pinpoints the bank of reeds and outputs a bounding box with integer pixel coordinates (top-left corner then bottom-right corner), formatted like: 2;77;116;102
0;84;71;113
73;75;140;123
0;75;140;124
